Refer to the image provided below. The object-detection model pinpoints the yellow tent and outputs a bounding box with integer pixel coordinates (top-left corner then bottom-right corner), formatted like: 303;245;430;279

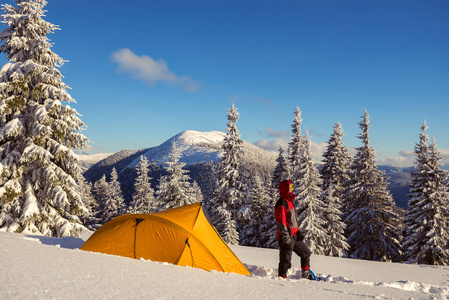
81;202;250;276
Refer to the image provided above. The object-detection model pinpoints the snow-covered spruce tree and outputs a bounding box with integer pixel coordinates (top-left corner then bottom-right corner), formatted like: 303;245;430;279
425;139;449;264
98;168;125;224
156;140;198;211
240;174;270;247
287;106;304;195
294;131;328;255
322;184;349;257
189;180;204;204
402;122;431;263
209;104;247;244
403;123;449;265
259;204;278;249
343;110;401;261
320;122;351;199
129;155;156;214
93;174;108;217
320;122;351;256
77;175;99;230
235;163;253;241
271;145;289;197
213;204;239;245
0;0;89;236
257;174;278;249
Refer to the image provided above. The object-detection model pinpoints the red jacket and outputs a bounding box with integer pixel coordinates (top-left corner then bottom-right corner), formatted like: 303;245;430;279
275;179;299;244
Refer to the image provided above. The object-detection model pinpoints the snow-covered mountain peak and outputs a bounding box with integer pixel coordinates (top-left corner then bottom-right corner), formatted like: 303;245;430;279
84;130;278;191
173;130;226;146
130;130;226;168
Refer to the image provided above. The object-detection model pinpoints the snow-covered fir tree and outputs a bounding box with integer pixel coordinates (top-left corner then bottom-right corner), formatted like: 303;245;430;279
235;164;253;240
320;122;351;199
403;123;449;265
343;110;401;261
156;140;198;211
288;106;304;195
210;104;247;244
294;131;328;255
271;145;289;198
322;184;349;257
259;203;278;249
129;155;156;214
320;122;351;256
425;139;449;264
189;180;204;204
213;205;239;245
403;122;431;263
93;174;108;217
98;168;125;224
0;0;89;237
77;175;99;230
240;174;270;247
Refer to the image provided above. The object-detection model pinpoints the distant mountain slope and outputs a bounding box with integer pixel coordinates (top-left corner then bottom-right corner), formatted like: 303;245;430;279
77;153;113;173
83;149;149;183
84;130;277;203
378;166;414;209
128;130;226;168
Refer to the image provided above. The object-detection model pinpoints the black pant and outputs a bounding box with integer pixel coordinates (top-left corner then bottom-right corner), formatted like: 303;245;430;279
278;233;311;276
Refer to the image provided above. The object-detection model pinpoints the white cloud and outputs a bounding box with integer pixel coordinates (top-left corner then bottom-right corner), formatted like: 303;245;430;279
72;144;104;155
254;138;288;152
254;128;329;158
111;48;200;92
398;150;414;157
311;142;328;158
378;148;449;168
253;137;328;159
264;127;289;139
378;156;416;168
436;148;449;160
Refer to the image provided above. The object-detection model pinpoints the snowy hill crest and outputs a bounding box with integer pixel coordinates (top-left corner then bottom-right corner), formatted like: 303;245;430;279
83;130;277;204
130;130;227;168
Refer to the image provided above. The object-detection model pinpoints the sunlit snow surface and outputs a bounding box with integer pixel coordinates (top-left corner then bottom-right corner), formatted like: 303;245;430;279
1;231;448;299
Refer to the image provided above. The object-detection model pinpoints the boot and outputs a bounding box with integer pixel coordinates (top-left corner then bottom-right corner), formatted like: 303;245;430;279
301;266;314;280
301;270;313;280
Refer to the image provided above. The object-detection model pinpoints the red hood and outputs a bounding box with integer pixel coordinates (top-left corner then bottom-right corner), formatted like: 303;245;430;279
279;179;295;202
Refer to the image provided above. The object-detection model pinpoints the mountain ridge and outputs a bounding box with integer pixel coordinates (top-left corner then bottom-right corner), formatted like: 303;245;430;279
83;130;277;204
82;130;448;210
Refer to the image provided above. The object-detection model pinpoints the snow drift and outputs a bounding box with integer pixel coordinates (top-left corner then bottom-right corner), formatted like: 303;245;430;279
1;231;448;299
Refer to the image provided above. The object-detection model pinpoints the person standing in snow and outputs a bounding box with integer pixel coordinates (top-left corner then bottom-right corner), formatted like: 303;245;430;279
275;179;312;279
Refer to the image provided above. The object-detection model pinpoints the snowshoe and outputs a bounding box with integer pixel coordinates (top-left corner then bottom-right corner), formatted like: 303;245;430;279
301;269;318;281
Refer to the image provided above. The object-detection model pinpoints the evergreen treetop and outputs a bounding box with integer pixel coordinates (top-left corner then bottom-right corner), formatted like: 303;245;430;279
403;123;449;265
210;104;247;244
271;145;289;197
129;155;156;214
156;140;197;211
320;122;351;198
288;106;303;194
344;110;401;261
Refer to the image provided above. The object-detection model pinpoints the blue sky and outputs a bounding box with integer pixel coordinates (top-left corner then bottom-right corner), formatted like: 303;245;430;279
2;0;448;167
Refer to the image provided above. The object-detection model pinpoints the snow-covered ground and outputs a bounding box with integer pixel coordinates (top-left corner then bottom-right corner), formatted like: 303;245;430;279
1;231;448;299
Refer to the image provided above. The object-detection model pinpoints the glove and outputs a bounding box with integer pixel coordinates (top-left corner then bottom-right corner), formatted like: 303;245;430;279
282;236;292;249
